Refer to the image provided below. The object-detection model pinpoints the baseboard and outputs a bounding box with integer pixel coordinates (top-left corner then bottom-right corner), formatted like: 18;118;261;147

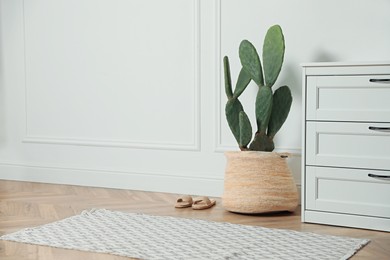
0;163;302;204
0;163;224;197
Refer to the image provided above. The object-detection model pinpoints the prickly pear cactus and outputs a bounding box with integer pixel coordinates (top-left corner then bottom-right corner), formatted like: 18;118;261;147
224;25;292;151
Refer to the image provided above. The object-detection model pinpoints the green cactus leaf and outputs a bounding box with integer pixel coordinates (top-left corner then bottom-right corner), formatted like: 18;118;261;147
263;25;285;88
233;67;251;99
239;111;252;148
267;85;292;139
249;132;274;151
223;56;233;99
225;98;244;144
255;86;273;133
239;40;264;86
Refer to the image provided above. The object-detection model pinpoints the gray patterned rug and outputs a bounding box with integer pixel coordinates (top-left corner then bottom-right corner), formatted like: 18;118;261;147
1;209;369;260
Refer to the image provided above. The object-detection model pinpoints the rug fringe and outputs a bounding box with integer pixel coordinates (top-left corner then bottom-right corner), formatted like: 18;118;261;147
340;239;370;260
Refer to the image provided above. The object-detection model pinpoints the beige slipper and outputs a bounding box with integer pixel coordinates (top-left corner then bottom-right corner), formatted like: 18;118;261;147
175;195;193;208
192;196;216;210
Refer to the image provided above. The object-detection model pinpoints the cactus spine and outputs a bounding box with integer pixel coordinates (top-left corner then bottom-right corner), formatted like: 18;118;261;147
224;25;292;151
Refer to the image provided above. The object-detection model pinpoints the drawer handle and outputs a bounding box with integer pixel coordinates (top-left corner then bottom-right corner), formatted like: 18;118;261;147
369;78;390;84
368;173;390;180
368;126;390;132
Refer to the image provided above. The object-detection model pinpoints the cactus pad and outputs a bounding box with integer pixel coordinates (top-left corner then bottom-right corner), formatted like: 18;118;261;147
263;25;285;88
239;40;264;87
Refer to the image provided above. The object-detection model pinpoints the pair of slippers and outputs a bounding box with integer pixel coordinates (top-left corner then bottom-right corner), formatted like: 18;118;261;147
175;195;216;210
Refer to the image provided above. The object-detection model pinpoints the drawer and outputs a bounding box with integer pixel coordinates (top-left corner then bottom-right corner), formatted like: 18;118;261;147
306;121;390;170
306;75;390;122
305;166;390;218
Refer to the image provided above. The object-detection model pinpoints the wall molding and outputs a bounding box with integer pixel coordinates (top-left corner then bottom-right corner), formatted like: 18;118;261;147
214;144;302;155
22;135;200;151
214;0;224;152
22;0;201;152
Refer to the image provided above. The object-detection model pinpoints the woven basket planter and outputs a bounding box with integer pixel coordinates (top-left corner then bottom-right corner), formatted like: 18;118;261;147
222;151;298;214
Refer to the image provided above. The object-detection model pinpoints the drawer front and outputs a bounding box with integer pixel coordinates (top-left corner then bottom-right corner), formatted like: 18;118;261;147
306;121;390;170
306;75;390;122
305;166;390;218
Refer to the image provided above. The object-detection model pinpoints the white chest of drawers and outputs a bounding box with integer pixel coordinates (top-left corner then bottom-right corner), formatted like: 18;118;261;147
301;62;390;232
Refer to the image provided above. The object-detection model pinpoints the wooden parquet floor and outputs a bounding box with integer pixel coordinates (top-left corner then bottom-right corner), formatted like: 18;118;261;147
0;180;389;259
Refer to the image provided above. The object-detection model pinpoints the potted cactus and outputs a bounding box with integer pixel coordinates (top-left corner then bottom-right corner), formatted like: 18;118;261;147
222;25;298;214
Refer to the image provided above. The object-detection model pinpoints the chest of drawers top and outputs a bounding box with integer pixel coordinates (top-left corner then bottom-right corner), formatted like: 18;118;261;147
302;62;390;123
302;61;390;75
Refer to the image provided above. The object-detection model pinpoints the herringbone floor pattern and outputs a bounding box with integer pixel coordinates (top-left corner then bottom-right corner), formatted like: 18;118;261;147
0;180;389;259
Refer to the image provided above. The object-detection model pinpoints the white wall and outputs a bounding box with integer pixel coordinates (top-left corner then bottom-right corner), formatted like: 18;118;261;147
1;0;389;197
